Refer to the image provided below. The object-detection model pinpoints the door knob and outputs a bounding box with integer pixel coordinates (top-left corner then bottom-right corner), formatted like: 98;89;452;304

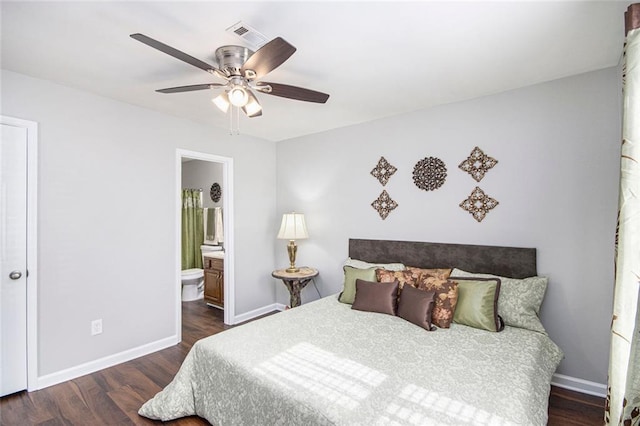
9;271;22;280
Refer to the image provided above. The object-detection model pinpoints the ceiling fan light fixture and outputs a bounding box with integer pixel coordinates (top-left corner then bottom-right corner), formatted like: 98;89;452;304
212;92;230;113
244;99;262;117
242;88;263;118
229;86;249;107
131;32;330;127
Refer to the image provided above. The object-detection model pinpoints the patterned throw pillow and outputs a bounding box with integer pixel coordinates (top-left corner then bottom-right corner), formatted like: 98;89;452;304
408;268;456;329
375;269;422;290
421;279;458;329
451;268;548;335
408;267;453;290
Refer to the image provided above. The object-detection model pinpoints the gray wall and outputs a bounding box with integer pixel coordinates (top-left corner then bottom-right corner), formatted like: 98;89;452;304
276;67;621;385
0;65;621;387
182;160;224;209
1;70;278;376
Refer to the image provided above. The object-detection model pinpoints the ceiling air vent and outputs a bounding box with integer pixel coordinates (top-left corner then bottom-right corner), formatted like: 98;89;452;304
226;21;268;49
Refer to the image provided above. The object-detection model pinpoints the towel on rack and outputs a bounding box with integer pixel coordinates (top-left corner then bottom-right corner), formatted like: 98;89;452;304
213;207;224;244
205;208;215;241
203;207;224;245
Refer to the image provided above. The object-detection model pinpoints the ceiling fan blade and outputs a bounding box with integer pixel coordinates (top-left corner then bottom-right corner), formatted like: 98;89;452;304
130;33;221;75
156;83;225;94
242;89;263;118
241;37;296;80
257;82;329;104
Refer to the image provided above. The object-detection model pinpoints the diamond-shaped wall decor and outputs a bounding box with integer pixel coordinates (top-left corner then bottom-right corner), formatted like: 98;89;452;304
371;190;398;220
459;187;499;222
370;156;397;186
458;146;498;182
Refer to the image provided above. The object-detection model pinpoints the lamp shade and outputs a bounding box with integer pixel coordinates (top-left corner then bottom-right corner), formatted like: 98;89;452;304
277;213;309;240
212;92;230;113
229;86;249;107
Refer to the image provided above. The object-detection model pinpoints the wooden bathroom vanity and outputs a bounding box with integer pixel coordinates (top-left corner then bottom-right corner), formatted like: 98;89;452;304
203;255;224;308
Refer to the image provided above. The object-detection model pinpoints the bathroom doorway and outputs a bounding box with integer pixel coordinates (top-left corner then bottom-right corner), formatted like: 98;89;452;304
176;149;234;332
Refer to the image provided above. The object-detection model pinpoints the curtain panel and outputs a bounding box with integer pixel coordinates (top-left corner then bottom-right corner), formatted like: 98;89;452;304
607;4;640;425
181;189;204;270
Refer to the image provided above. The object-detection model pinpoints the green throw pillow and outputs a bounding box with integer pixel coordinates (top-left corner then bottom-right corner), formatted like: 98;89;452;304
451;268;548;334
453;278;502;332
339;266;377;304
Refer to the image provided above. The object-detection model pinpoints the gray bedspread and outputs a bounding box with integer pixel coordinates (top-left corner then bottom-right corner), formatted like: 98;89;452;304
139;296;563;425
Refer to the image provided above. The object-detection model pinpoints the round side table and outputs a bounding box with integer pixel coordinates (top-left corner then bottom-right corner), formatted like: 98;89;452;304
272;267;319;308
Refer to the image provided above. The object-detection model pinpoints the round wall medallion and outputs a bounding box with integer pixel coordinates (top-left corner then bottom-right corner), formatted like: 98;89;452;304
210;183;222;202
413;157;447;191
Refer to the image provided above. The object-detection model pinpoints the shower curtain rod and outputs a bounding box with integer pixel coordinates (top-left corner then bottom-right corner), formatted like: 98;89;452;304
183;188;203;192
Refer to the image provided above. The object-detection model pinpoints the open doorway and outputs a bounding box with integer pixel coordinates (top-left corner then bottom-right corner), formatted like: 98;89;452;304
175;149;234;337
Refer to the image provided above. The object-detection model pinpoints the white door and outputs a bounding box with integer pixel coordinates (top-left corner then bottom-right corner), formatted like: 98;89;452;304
0;122;28;396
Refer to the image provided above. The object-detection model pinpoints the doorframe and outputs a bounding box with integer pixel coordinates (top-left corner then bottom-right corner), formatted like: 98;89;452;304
176;149;235;332
1;115;38;391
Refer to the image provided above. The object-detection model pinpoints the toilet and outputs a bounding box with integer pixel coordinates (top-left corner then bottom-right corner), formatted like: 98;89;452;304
181;245;224;301
181;268;204;301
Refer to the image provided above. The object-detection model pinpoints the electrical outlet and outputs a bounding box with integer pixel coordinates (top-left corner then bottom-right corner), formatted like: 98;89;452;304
91;319;103;336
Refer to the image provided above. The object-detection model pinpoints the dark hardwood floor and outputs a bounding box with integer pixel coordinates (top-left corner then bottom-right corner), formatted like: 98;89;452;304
1;301;604;425
548;386;605;425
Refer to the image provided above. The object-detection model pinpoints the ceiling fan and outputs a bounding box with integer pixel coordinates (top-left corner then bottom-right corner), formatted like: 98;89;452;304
130;33;330;118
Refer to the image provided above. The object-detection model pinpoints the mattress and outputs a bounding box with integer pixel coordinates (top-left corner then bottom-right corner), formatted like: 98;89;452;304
139;295;563;425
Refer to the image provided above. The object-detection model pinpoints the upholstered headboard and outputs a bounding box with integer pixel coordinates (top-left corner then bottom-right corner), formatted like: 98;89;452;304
348;239;537;279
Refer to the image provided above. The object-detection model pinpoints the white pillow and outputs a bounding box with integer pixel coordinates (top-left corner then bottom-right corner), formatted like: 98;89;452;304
343;257;405;271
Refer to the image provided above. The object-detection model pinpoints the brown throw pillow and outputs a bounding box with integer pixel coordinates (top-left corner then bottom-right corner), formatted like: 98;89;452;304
397;285;436;331
376;269;422;291
407;267;453;289
351;279;399;316
420;278;458;328
402;268;455;328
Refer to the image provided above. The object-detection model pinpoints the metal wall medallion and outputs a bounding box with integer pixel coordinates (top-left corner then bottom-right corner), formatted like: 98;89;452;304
370;156;397;186
459;187;499;222
413;157;447;191
210;183;222;202
459;146;498;182
371;190;398;220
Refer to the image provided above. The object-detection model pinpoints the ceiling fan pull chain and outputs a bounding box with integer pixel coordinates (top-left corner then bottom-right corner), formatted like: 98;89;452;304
228;106;241;135
236;106;240;135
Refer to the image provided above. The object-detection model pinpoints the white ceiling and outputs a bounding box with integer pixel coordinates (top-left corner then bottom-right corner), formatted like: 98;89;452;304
0;1;630;142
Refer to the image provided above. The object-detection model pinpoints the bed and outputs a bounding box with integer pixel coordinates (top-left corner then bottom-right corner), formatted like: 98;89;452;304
139;239;563;425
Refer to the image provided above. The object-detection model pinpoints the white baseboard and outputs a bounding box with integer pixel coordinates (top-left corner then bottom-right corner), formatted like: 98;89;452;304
551;373;607;398
232;303;284;324
36;335;180;390
35;303;287;389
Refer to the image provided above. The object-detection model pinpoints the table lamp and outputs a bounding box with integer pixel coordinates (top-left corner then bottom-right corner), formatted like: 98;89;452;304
277;212;309;273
